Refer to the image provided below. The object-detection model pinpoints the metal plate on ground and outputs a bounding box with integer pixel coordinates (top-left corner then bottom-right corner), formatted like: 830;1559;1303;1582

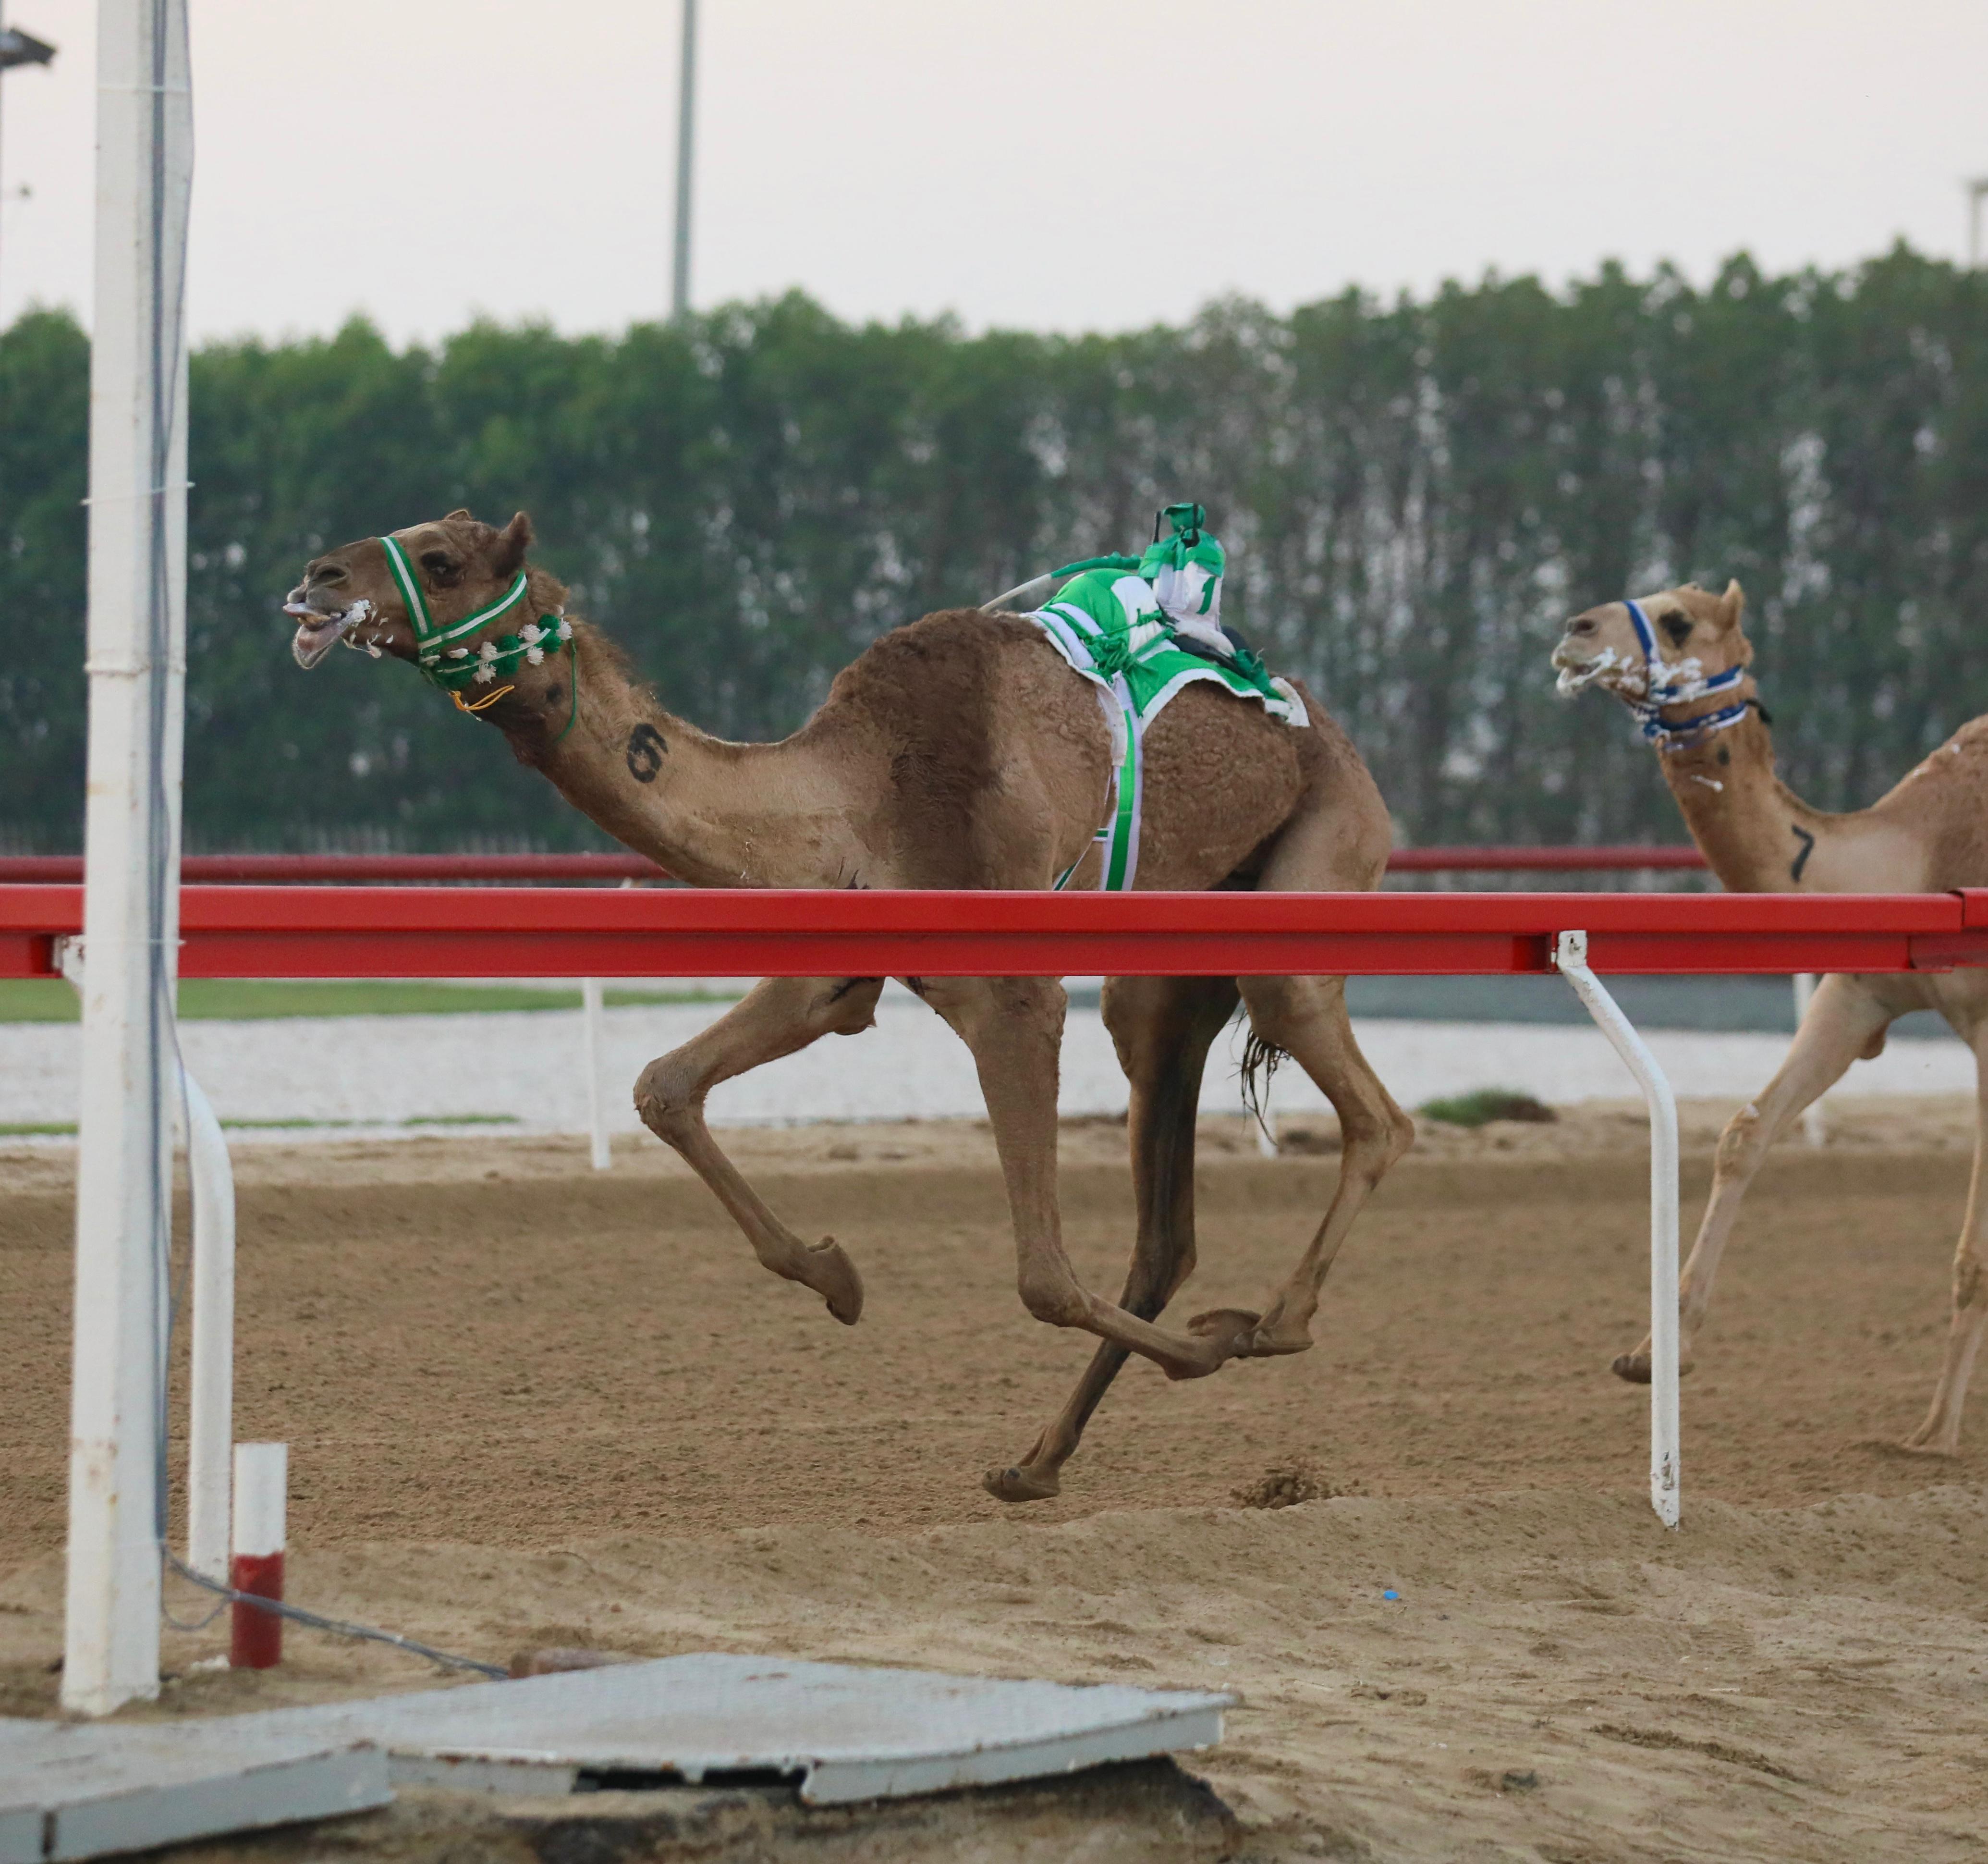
246;1655;1233;1806
0;1720;389;1864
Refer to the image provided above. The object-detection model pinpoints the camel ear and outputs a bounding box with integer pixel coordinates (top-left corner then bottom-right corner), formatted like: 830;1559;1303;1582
1716;578;1745;632
444;508;473;522
491;510;534;578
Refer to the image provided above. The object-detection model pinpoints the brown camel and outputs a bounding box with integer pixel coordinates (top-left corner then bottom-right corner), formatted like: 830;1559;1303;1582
1551;580;1988;1453
285;510;1414;1499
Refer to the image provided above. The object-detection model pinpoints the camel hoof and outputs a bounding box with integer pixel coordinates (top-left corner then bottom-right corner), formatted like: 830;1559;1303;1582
983;1463;1061;1503
1611;1347;1695;1385
1168;1308;1262;1381
1244;1302;1315;1358
807;1236;864;1326
1897;1434;1959;1459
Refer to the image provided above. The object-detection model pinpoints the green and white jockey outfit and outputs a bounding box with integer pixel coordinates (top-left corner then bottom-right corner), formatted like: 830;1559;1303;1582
1023;504;1309;891
378;532;579;732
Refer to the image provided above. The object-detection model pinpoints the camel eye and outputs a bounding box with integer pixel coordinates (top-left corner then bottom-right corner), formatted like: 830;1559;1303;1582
419;551;456;578
1661;613;1693;647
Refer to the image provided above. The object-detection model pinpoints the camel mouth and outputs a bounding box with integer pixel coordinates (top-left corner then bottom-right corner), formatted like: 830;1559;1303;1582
1552;645;1620;698
286;598;367;670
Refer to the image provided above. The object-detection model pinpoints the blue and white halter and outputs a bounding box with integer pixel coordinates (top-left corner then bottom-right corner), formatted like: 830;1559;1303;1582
1621;598;1751;751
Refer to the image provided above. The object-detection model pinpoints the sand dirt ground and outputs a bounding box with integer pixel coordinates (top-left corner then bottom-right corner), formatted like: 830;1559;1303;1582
5;1100;1988;1859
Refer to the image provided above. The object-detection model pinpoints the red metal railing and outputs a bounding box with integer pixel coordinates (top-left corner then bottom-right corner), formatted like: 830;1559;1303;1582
2;885;1981;983
0;845;1709;887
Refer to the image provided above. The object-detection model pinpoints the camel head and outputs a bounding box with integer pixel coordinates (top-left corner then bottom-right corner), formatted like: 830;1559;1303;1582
1552;580;1755;741
283;509;542;672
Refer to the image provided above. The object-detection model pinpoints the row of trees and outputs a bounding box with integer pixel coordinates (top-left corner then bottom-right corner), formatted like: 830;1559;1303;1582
4;246;1987;852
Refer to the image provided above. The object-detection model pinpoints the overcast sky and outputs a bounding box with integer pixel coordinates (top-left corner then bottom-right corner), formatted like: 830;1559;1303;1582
3;1;1986;343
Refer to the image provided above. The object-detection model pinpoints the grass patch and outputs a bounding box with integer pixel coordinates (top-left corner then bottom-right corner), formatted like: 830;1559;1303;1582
219;1114;521;1131
0;979;739;1023
1418;1087;1558;1128
0;1114;520;1139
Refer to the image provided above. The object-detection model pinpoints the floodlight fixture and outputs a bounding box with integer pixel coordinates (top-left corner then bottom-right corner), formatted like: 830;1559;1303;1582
0;24;55;68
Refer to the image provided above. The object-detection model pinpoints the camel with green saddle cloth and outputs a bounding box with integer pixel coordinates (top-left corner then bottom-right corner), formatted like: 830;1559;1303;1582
283;501;1411;1507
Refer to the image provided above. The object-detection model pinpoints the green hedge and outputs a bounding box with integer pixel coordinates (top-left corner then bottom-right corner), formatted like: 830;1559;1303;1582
5;247;1988;853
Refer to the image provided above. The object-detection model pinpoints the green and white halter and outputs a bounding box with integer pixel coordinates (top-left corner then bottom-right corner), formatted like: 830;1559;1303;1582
378;533;576;720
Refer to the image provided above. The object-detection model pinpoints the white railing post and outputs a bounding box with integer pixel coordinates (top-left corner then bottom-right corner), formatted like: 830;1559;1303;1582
1792;973;1827;1147
1554;931;1681;1529
181;1071;235;1582
582;978;610;1171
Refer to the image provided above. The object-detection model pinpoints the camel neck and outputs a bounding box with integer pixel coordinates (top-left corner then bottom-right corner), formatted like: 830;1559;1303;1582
1655;706;1824;893
496;625;859;888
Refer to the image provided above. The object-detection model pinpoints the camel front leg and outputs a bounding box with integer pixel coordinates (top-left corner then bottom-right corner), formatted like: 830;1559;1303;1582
1613;971;1892;1384
633;974;884;1324
1903;1022;1988;1455
984;975;1240;1504
920;975;1261;1382
1191;974;1415;1358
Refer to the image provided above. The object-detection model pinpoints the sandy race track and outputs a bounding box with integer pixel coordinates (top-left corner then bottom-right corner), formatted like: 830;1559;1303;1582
6;1101;1988;1859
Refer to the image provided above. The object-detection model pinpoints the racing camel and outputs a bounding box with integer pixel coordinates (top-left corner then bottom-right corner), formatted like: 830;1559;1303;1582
1552;579;1988;1453
285;509;1414;1500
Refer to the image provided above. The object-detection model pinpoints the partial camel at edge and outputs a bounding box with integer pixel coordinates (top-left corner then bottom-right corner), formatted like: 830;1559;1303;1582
284;509;1415;1502
1553;579;1988;1454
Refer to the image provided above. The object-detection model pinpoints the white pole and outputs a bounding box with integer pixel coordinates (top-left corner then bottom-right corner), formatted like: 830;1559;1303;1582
1554;932;1681;1529
670;0;695;319
1792;972;1827;1148
62;0;192;1716
182;1070;234;1582
582;977;610;1171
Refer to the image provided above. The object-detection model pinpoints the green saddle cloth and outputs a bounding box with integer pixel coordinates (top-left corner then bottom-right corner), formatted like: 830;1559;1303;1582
1024;568;1308;892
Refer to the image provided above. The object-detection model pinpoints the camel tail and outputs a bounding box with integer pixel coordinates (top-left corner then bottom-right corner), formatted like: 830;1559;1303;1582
1238;1024;1287;1144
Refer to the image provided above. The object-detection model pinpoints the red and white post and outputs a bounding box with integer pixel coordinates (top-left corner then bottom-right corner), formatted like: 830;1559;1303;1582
229;1442;286;1669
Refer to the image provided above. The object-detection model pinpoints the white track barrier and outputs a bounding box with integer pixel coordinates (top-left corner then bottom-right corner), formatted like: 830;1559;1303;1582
61;943;236;1584
1793;972;1828;1148
1554;931;1681;1529
582;978;610;1170
181;1071;235;1582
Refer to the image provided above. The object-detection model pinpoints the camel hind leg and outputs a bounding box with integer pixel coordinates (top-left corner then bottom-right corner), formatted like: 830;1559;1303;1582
984;973;1241;1504
1613;971;1893;1384
1186;972;1415;1358
1182;785;1415;1360
633;974;884;1323
1902;1018;1988;1454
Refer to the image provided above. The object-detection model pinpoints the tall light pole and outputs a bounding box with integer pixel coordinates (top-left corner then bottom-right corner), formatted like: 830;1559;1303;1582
671;0;695;319
0;24;58;322
63;0;191;1716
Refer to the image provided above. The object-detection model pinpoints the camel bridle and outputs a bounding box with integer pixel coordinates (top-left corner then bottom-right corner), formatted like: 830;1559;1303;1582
1620;597;1756;753
378;533;578;734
